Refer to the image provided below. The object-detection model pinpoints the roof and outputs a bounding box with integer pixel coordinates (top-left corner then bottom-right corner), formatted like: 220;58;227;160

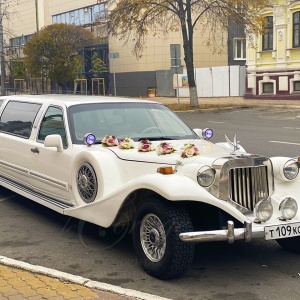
0;94;159;107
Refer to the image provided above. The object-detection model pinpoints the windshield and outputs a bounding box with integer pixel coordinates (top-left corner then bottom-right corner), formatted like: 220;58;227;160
68;102;198;144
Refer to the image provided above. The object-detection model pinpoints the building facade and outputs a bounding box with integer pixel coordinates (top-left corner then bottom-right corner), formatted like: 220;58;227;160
3;0;228;97
246;0;300;99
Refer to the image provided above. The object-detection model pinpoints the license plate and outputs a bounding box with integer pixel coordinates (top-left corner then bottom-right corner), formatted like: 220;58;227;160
265;222;300;240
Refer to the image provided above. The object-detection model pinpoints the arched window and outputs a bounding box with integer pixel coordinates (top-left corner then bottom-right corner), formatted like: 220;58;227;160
262;16;273;50
293;12;300;48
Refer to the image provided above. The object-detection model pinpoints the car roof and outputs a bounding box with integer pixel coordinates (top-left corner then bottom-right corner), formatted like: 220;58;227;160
0;94;159;107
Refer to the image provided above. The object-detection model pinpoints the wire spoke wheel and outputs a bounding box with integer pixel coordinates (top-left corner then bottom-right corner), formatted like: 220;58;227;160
77;163;97;203
140;213;166;262
132;198;195;279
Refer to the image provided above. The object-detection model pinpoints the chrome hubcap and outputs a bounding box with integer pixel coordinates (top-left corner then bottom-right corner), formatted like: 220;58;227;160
77;163;97;203
78;175;89;190
140;213;166;262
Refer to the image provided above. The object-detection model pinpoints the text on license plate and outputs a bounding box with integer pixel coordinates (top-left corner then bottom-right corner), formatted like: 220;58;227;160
265;222;300;240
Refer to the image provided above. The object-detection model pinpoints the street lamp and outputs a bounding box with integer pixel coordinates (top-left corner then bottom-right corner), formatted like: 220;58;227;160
108;52;119;96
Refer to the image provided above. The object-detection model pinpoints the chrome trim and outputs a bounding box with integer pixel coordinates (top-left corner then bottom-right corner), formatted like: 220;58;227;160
179;220;264;243
229;165;270;211
30;171;68;189
227;221;234;244
0;160;29;174
207;155;274;211
0;175;72;209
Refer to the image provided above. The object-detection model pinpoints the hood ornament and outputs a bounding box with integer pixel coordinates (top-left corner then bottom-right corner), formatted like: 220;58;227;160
225;134;240;155
174;160;183;173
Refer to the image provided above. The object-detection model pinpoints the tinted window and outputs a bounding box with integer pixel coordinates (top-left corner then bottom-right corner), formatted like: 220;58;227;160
38;106;68;148
0;101;41;138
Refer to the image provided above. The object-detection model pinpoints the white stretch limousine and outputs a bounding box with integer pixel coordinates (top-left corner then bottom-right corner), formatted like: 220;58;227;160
0;94;300;279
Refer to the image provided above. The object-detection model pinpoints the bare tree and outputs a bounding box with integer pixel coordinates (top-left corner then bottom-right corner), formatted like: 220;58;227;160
108;0;270;107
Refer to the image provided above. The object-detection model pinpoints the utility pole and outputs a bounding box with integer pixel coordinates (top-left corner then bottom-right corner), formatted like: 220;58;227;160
0;0;5;95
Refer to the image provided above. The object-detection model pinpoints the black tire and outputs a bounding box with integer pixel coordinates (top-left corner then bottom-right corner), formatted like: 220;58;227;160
132;197;195;279
276;236;300;253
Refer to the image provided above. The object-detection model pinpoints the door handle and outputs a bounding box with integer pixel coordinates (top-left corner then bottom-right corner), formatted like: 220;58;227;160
31;147;40;154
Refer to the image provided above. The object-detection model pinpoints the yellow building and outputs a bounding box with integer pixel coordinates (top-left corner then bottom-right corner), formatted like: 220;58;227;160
3;0;227;96
246;0;300;99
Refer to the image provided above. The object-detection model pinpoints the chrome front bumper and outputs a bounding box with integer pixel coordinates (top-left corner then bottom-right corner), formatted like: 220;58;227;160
179;220;265;243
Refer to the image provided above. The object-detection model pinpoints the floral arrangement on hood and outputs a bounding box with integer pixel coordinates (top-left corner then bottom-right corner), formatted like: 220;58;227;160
156;142;176;155
181;143;199;158
118;137;135;149
138;140;155;152
101;135;118;147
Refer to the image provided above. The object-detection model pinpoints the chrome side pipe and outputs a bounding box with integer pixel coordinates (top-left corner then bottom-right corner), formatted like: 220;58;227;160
179;220;265;243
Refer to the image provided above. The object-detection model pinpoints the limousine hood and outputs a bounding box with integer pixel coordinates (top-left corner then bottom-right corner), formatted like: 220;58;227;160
102;139;232;165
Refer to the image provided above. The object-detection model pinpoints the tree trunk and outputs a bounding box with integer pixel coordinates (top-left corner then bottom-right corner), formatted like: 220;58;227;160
180;0;199;108
183;44;199;108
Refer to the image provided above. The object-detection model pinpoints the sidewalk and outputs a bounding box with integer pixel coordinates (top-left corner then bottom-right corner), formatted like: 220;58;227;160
145;96;300;109
0;256;169;300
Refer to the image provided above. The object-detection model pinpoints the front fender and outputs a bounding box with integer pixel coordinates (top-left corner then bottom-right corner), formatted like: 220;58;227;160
65;172;246;228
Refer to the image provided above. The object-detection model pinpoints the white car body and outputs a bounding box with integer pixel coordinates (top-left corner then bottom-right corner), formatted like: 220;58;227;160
0;94;299;279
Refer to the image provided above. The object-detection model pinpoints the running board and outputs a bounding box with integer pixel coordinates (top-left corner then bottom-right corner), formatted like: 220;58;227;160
0;176;73;213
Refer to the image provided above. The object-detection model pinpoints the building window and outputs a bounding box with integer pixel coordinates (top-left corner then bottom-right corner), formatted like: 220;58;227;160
294;81;300;91
263;82;274;93
293;12;300;48
10;34;33;48
52;3;108;26
263;16;273;51
233;38;246;60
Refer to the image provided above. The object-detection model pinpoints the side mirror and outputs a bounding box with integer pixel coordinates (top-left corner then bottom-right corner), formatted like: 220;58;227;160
193;128;213;140
44;134;63;153
193;128;203;138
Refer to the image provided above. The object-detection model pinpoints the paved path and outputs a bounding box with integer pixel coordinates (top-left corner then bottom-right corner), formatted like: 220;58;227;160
0;256;169;300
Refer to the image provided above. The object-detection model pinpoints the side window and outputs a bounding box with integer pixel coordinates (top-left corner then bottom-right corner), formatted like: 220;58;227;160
0;101;41;138
38;106;68;148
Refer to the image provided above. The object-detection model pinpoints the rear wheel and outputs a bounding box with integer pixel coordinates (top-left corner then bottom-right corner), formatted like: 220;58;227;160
132;197;194;279
276;236;300;253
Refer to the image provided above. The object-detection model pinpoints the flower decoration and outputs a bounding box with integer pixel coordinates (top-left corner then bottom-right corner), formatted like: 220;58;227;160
118;137;135;149
101;135;118;147
181;143;199;158
156;142;176;155
138;140;155;152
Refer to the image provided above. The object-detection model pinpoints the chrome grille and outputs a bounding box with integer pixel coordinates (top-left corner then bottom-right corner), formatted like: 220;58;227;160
229;166;269;211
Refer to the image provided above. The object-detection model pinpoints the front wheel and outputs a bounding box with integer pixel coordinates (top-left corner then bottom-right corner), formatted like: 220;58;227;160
132;197;194;279
276;236;300;253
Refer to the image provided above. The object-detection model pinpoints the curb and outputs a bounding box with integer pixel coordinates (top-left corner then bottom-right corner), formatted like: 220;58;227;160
0;256;171;300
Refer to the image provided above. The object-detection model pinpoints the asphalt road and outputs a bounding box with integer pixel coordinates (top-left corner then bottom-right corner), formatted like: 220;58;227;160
1;107;300;300
178;106;300;158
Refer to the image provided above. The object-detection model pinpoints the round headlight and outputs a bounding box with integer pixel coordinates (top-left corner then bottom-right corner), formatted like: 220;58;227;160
202;128;213;140
280;197;298;220
283;161;299;180
254;200;273;222
197;166;215;187
84;133;96;146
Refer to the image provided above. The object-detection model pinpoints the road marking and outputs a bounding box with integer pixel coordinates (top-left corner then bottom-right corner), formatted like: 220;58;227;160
283;127;300;130
207;121;226;124
269;141;300;146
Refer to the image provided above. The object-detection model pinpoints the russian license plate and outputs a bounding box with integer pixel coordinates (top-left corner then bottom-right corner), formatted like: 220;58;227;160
265;222;300;240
